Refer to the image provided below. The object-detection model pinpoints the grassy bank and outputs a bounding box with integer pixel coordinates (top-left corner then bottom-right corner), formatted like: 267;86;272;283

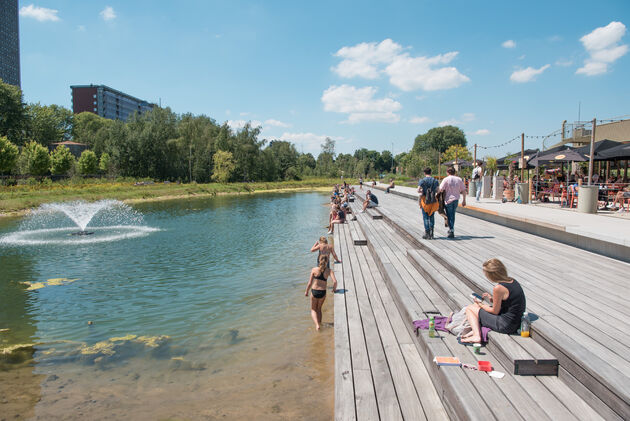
0;178;344;216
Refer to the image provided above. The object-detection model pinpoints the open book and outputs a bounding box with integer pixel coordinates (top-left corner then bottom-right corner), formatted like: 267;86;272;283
433;356;462;367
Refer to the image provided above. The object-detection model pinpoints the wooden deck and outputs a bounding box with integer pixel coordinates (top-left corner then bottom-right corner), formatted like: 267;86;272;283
333;187;630;420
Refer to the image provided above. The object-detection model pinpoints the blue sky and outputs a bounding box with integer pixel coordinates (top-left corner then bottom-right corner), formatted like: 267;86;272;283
18;0;630;158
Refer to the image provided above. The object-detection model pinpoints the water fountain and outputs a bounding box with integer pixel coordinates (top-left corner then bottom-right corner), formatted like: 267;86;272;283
0;200;158;246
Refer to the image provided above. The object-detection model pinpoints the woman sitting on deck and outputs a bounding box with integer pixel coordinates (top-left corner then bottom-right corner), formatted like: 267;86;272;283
310;236;341;266
305;255;338;330
327;204;346;234
461;258;526;343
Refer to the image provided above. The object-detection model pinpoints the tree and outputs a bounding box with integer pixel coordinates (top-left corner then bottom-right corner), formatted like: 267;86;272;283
212;150;235;183
78;150;99;175
0;135;19;176
27;103;73;146
413;125;466;154
442;144;472;162
50;145;75;175
321;137;336;157
99;152;113;176
72;112;111;147
380;150;394;173
267;140;298;180
19;140;51;176
0;79;28;145
485;156;498;176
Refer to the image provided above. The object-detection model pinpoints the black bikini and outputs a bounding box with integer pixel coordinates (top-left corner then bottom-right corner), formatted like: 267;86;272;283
312;269;327;298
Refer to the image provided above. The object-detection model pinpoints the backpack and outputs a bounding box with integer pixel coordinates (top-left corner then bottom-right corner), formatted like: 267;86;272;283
423;178;439;204
370;193;378;204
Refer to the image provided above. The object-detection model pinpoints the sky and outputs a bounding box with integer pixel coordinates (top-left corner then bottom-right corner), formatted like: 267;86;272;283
17;0;630;158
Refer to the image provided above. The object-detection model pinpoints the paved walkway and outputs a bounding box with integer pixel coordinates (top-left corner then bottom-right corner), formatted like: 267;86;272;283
370;182;630;251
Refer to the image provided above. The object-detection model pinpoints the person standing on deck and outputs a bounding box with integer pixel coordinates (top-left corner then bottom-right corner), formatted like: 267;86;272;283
439;166;467;238
418;167;440;239
310;236;341;266
359;176;363;190
472;160;484;202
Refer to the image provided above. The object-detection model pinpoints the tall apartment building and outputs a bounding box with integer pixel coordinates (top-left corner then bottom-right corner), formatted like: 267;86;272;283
0;0;21;87
71;84;156;121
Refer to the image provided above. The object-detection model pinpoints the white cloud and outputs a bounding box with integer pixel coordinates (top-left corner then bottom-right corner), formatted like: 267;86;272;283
438;118;461;127
332;39;469;91
555;58;573;67
321;85;402;124
438;113;475;127
474;129;490;135
19;4;60;22
577;21;628;76
239;112;250;116
518;54;526;60
264;119;290;128
277;132;344;154
510;64;550;83
227;120;262;130
502;40;516;48
385;52;470;91
77;25;86;32
100;6;116;21
332;39;403;79
409;116;431;124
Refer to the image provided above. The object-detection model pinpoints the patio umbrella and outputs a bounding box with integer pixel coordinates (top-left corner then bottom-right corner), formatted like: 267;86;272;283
576;139;623;159
594;142;630;160
496;149;539;169
528;148;588;166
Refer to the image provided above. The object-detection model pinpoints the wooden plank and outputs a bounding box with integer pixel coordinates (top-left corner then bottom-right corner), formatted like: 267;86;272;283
345;230;403;421
366;208;383;220
355;246;427;421
349;220;367;246
334;225;356;421
354;198;616;419
339;225;379;420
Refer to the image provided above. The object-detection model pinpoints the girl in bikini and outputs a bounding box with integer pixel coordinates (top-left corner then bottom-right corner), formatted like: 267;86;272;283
305;255;338;330
310;236;341;266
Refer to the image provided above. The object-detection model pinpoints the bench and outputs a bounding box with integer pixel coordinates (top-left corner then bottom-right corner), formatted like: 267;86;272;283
366;208;382;220
348;219;367;246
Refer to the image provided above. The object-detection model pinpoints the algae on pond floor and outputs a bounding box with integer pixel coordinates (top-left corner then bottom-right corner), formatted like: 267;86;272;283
20;277;79;291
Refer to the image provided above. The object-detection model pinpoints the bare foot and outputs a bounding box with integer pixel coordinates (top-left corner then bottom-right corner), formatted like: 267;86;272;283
461;336;480;343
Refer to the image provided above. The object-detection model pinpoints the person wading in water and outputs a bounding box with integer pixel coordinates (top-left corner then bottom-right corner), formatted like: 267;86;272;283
305;255;338;330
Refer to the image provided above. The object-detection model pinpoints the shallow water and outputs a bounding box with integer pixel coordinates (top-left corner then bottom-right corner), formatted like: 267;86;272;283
0;192;334;420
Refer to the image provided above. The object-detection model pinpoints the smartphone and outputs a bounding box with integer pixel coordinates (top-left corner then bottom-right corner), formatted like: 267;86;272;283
471;292;484;302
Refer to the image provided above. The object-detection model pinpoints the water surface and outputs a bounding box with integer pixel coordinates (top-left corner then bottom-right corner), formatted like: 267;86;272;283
0;192;334;420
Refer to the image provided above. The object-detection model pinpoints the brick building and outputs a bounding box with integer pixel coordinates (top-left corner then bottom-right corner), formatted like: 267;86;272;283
71;84;156;121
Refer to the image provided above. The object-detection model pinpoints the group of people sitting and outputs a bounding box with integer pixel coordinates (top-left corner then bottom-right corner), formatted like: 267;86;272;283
326;183;356;235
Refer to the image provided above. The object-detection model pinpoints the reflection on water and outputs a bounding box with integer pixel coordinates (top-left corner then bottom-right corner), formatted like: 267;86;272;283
0;192;333;420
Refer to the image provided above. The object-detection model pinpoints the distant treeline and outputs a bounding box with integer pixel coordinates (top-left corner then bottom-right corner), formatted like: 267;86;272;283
0;79;474;183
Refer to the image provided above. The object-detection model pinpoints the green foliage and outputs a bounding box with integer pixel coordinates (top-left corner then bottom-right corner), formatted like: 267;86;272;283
50;145;75;175
0;135;19;175
72;112;112;148
0;79;29;145
78;150;99;175
485;156;498;176
413;125;467;154
99;152;113;175
212;150;235;183
27;103;73;146
19;141;51;176
442;144;472;162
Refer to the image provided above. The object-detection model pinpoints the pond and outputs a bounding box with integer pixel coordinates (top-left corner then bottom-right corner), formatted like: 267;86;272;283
0;192;333;420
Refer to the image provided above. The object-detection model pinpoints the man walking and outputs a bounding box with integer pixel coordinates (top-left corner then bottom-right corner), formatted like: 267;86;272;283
439;166;467;238
417;167;440;239
472;160;483;202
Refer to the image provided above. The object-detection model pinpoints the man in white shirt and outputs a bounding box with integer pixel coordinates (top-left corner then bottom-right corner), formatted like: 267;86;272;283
439;166;467;238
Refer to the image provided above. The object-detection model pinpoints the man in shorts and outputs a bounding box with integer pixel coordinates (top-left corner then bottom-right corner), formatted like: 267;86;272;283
361;190;378;213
